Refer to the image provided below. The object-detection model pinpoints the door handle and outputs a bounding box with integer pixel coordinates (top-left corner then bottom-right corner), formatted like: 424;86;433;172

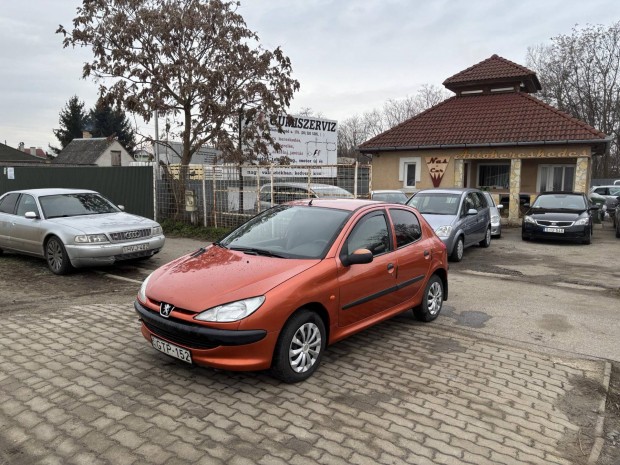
424;250;430;257
387;263;395;271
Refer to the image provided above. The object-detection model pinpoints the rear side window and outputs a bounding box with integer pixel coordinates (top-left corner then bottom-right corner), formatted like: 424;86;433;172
389;209;422;247
0;193;20;214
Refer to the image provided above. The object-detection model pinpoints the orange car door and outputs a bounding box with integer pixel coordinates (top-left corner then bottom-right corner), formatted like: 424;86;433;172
337;210;401;327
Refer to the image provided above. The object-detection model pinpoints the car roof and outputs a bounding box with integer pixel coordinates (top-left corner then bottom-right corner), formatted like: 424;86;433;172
261;182;343;189
287;198;387;211
538;191;585;196
414;187;478;195
372;190;406;194
4;188;97;196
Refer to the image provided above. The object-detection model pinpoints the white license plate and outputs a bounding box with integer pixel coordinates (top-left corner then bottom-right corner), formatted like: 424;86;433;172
544;227;564;233
151;336;192;364
123;243;150;253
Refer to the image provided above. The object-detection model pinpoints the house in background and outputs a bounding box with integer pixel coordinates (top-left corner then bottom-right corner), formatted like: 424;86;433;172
359;54;610;224
17;144;49;160
53;133;133;166
1;142;47;164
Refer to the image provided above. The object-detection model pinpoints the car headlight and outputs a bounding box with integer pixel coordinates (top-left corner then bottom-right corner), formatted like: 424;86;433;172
574;218;589;226
75;234;109;243
491;215;500;224
523;215;536;224
195;296;265;323
434;225;453;238
152;226;163;236
138;273;152;303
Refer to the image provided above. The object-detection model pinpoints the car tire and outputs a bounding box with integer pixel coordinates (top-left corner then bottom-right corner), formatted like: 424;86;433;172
521;233;530;241
45;236;73;275
413;275;444;322
582;229;592;245
271;310;326;383
479;227;491;248
449;236;464;262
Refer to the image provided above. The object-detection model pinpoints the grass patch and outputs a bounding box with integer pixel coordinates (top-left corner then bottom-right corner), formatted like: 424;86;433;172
161;219;231;242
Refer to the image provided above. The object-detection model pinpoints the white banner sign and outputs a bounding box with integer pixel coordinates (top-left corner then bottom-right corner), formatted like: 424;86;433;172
259;115;337;177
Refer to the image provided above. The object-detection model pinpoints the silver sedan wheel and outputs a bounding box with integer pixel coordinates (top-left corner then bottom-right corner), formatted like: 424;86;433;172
289;322;322;373
426;280;443;316
455;239;464;260
46;239;65;273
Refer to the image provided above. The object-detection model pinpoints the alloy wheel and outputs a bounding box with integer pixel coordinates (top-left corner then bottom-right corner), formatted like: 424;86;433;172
47;240;64;273
426;281;443;316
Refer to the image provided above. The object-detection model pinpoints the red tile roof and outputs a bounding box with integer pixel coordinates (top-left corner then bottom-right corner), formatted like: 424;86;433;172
443;54;541;92
359;92;608;151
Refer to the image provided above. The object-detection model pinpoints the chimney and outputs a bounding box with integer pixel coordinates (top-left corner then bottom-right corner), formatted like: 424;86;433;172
82;131;92;139
30;147;36;155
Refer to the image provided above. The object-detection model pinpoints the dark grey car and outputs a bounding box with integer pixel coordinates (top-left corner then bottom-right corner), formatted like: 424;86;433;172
407;188;492;261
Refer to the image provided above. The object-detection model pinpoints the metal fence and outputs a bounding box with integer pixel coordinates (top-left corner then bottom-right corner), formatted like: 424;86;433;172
156;163;372;229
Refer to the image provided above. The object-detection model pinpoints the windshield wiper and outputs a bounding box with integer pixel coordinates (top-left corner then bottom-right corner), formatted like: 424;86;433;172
212;241;227;249
230;246;286;258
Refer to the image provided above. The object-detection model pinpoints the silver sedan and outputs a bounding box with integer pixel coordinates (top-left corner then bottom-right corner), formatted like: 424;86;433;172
0;188;165;274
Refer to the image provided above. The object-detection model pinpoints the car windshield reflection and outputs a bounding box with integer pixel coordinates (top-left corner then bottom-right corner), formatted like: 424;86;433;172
40;193;121;219
220;205;351;259
408;193;461;215
532;194;586;210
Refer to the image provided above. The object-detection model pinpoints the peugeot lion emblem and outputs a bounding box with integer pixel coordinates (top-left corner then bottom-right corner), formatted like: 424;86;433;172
160;302;174;318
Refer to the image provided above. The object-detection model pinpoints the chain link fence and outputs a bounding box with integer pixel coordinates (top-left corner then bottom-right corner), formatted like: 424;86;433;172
155;163;372;229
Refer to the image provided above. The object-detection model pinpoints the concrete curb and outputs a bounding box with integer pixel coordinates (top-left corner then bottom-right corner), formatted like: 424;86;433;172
589;361;612;464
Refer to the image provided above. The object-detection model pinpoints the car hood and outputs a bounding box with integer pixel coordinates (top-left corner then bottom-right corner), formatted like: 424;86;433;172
525;209;586;220
417;214;457;230
47;212;156;234
147;245;320;313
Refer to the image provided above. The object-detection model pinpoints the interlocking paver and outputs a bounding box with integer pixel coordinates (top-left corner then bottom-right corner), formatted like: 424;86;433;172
0;305;608;465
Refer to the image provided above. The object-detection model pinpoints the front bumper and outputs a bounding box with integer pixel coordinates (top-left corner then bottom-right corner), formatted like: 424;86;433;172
491;223;501;236
522;223;589;241
66;235;165;267
134;301;275;371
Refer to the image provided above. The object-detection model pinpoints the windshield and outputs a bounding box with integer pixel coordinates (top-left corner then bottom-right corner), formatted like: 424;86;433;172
220;205;351;259
40;193;120;219
532;194;586;210
373;192;408;204
408;193;461;215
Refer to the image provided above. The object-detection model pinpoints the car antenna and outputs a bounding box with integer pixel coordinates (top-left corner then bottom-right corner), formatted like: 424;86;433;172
308;199;313;206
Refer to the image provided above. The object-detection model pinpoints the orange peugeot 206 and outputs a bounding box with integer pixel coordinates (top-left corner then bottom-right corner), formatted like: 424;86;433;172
135;199;448;383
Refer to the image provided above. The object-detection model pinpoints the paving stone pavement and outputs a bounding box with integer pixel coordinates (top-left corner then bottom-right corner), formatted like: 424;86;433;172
0;303;608;465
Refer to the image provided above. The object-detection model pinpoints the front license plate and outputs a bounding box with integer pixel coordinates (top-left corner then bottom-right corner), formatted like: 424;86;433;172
123;243;150;253
544;227;564;233
151;336;192;364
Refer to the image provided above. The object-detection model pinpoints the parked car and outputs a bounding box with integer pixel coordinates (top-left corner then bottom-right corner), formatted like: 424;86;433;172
482;191;503;238
0;188;165;274
615;200;620;238
371;190;409;204
135;199;448;383
590;186;620;226
406;188;491;262
521;191;598;244
257;182;353;210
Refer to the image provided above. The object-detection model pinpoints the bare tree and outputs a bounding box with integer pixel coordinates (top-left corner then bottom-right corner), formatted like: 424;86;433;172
338;84;450;160
57;0;299;166
527;22;620;177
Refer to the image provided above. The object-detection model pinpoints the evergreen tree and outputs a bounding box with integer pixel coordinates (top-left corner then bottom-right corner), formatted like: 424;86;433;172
51;96;88;154
90;99;136;154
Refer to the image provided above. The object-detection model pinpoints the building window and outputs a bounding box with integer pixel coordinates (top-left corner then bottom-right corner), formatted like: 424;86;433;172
478;164;510;189
398;157;421;189
405;163;416;188
538;165;575;192
111;150;121;166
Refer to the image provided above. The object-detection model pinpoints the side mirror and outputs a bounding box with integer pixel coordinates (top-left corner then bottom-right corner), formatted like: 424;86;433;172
118;205;125;211
467;208;478;216
496;204;504;210
589;205;599;211
341;248;373;267
25;211;38;219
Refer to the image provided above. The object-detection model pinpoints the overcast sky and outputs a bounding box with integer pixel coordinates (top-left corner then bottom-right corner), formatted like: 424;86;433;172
1;0;618;152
